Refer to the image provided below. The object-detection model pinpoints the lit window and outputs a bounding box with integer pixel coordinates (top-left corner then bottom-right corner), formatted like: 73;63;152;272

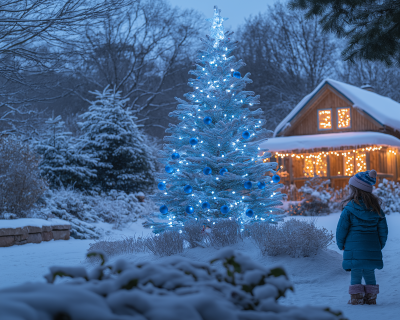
338;108;351;128
318;109;332;130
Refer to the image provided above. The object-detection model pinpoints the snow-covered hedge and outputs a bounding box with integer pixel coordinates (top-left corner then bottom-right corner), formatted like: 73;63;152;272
373;178;400;214
31;188;156;239
248;219;334;257
0;250;346;320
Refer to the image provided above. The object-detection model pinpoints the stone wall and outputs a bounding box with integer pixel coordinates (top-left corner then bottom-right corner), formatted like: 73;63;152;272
0;224;71;247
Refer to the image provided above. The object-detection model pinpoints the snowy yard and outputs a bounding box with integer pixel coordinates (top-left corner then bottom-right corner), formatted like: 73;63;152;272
1;212;399;320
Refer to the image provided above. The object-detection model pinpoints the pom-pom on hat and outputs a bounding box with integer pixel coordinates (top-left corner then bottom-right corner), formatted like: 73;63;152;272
349;170;377;193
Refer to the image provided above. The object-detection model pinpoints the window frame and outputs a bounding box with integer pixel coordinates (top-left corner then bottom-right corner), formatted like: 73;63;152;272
317;108;332;131
337;107;352;129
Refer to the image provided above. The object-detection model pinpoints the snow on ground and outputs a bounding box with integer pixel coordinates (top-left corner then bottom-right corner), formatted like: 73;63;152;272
1;213;399;320
0;218;70;228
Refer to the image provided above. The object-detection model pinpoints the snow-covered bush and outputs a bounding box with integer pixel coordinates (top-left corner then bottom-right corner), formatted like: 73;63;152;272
0;250;346;320
249;219;334;257
182;219;212;248
373;178;400;214
289;177;332;216
145;230;184;256
87;236;148;263
209;218;242;248
0;137;47;217
31;187;156;239
181;218;241;249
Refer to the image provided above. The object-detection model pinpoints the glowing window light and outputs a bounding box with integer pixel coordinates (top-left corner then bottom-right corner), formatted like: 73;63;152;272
337;108;351;128
318;109;332;130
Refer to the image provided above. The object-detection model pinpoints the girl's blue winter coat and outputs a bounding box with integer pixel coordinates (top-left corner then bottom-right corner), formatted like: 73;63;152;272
336;200;388;270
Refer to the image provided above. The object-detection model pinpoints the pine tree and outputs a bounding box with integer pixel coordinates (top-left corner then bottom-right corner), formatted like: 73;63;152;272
289;0;400;65
77;87;155;193
147;7;284;233
36;115;97;189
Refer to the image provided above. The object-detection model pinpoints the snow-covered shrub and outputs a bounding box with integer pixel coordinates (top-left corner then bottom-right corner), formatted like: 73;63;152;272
182;219;212;248
87;236;148;263
31;187;156;239
209;218;242;248
145;230;184;256
0;250;346;320
0;137;47;217
289;177;332;216
373;179;400;214
0;212;17;220
249;219;334;257
329;185;350;211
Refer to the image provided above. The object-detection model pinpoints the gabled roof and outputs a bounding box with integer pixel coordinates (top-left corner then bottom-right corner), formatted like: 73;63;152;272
274;79;400;137
260;131;400;153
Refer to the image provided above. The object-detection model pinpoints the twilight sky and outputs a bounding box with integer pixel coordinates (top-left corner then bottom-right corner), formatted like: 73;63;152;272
168;0;279;29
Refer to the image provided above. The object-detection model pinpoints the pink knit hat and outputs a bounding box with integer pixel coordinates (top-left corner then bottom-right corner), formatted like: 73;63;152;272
349;170;377;193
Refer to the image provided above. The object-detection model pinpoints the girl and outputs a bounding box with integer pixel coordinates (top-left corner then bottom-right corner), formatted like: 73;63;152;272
336;169;388;305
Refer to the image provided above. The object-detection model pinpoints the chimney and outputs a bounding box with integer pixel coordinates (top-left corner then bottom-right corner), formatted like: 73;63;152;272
361;82;374;92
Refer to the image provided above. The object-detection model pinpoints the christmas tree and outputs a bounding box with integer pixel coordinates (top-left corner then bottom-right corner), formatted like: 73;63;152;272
36;115;97;189
77;87;155;193
147;7;284;233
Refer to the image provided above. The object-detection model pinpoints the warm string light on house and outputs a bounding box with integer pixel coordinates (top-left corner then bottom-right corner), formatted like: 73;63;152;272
318;110;332;129
337;108;351;128
304;154;328;177
263;146;396;178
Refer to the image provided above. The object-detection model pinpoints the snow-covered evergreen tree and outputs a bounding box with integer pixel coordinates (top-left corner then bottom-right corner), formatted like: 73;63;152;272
36;115;97;189
77;87;155;193
147;7;284;233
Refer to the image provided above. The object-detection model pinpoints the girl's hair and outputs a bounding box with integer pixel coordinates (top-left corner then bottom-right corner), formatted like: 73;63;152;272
341;185;382;215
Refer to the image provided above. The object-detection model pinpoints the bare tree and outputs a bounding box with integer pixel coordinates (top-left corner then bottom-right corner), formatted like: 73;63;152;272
66;0;205;135
236;2;338;130
338;61;400;102
0;0;127;136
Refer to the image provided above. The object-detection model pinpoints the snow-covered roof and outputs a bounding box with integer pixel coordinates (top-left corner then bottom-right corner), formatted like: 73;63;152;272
274;79;400;136
260;131;400;152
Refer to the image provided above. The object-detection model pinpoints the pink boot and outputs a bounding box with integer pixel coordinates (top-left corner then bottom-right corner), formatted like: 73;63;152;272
348;284;365;305
364;285;379;305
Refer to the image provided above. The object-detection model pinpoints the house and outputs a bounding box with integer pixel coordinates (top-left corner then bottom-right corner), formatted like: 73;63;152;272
260;79;400;190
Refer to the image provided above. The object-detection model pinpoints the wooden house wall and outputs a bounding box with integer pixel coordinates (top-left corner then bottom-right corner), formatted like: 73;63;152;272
282;88;382;137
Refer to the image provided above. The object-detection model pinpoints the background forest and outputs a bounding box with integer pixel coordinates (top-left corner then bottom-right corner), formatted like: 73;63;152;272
2;0;399;141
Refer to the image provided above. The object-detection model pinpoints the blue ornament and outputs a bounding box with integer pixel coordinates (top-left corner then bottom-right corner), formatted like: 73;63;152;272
197;76;201;79
257;182;266;190
171;152;180;160
219;168;228;175
202;202;210;209
246;209;254;217
203;167;212;175
244;181;252;189
185;206;194;214
220;205;230;214
157;182;166;190
184;185;193;194
233;71;241;79
160;205;168;214
165;165;174;174
272;174;281;183
189;138;198;146
203;116;212;125
242;131;251;139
